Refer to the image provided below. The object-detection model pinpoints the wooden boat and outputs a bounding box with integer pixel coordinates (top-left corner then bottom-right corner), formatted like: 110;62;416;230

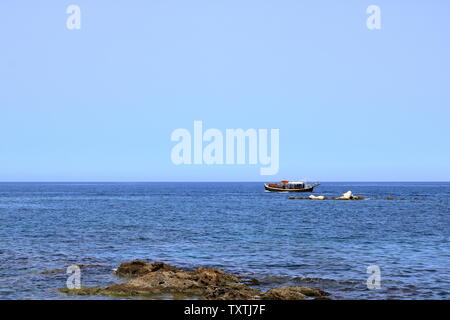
264;180;320;192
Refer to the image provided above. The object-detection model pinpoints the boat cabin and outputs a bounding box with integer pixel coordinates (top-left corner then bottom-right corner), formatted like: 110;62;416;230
267;181;305;189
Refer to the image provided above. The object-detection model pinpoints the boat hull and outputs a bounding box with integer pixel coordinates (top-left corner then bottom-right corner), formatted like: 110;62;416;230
264;184;317;192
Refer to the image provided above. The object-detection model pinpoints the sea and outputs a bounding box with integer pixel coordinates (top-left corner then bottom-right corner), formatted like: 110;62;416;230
0;182;449;300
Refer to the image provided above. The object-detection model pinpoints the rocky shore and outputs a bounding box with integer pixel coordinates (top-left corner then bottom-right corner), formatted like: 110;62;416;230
58;260;330;300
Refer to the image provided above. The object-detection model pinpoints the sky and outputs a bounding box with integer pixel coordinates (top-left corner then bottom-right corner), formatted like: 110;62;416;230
0;0;449;181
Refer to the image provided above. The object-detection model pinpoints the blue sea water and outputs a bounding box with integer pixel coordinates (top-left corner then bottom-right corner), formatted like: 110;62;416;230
0;182;449;300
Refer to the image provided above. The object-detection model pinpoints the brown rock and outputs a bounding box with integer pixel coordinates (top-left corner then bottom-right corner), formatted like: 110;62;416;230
104;270;204;297
109;266;245;297
41;268;66;274
60;260;330;300
203;284;261;300
262;287;306;300
194;267;240;286
242;277;260;285
262;286;329;300
114;260;177;277
41;264;104;274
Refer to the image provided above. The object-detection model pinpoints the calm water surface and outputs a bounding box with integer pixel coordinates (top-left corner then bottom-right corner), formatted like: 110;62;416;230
0;182;449;299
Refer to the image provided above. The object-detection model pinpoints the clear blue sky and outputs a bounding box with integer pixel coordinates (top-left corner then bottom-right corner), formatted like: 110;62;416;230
1;0;449;181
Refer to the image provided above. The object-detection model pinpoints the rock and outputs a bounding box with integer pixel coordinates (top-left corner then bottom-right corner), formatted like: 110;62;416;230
60;260;329;300
262;287;305;300
62;261;257;299
342;191;353;199
41;268;66;274
297;196;303;199
203;284;261;300
386;196;394;200
59;287;105;296
261;286;329;300
41;264;104;274
334;191;354;200
288;196;295;199
308;195;326;200
333;191;364;200
333;197;349;200
244;277;260;285
194;267;241;286
114;260;177;277
292;286;329;298
104;270;204;297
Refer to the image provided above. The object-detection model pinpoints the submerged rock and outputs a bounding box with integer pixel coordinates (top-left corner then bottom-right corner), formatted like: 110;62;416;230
41;264;104;274
60;260;329;300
